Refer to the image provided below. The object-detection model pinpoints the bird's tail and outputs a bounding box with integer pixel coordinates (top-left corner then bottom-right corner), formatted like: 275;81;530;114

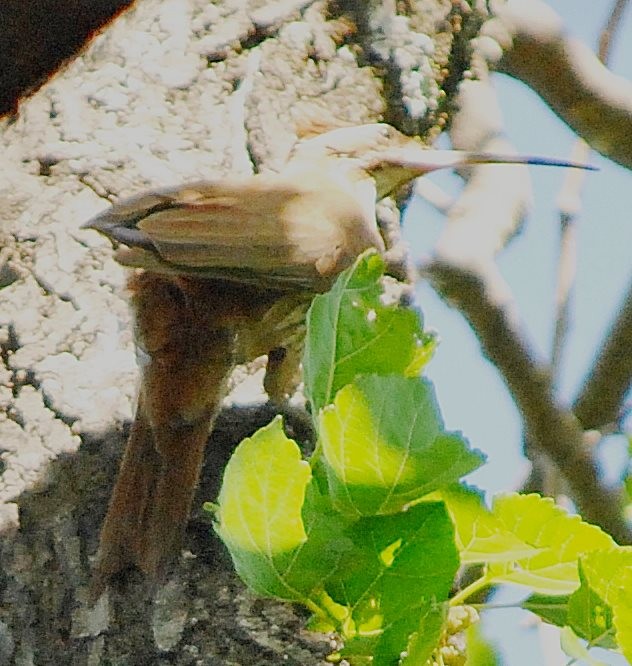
92;265;315;598
92;274;238;597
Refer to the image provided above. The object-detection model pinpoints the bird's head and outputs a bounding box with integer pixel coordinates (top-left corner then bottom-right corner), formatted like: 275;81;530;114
288;122;595;200
288;123;427;198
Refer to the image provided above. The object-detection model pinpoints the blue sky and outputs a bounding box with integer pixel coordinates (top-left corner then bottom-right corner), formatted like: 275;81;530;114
404;2;632;663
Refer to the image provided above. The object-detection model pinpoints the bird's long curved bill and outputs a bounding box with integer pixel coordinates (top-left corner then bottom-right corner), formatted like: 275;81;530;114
386;148;597;175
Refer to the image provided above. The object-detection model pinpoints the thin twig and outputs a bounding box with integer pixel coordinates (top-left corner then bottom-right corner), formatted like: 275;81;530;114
550;141;590;384
598;0;630;62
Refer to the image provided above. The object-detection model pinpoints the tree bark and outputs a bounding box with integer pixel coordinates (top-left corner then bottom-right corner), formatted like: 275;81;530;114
0;0;474;662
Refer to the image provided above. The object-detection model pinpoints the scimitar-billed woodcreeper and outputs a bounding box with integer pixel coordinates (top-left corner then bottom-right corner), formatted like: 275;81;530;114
83;123;591;594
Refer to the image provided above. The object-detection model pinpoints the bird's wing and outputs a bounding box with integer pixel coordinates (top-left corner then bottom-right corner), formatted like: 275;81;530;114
84;177;371;290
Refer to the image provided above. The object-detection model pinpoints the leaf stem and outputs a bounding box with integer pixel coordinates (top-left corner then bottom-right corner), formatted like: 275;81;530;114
468;602;523;610
304;596;329;618
310;439;323;468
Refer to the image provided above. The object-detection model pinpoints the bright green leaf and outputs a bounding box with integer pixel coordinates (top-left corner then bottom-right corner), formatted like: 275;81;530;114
216;418;318;601
439;484;540;564
581;548;632;660
303;250;428;413
319;376;484;516
487;494;615;594
615;564;632;662
307;588;349;634
216;417;309;552
580;548;632;603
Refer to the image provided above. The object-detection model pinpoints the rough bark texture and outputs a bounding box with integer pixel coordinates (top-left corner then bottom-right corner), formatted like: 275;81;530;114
0;0;477;663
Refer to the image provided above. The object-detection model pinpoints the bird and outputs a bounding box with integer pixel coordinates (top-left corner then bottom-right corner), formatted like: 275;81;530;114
84;122;592;595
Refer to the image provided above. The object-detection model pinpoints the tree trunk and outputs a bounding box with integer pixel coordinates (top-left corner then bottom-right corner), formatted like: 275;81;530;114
0;1;479;663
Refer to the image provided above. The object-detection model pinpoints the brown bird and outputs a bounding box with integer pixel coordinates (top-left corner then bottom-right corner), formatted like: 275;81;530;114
84;123;591;594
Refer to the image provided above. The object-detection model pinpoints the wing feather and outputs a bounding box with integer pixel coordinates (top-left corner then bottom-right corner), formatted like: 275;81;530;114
84;171;382;289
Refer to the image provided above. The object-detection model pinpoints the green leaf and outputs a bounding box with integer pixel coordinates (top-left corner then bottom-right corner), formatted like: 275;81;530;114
580;548;632;604
525;551;630;654
216;417;309;552
525;587;615;649
329;502;458;665
523;594;569;627
303;250;428;413
439;484;540;564
338;635;380;665
580;548;632;659
404;330;438;378
318;376;484;516
401;603;447;666
615;564;632;662
568;561;615;648
290;482;355;602
216;417;322;601
487;494;615;594
340;603;446;666
328;502;458;613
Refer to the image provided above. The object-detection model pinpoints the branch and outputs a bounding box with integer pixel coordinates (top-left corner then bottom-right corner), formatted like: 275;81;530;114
482;0;632;170
573;278;632;431
414;63;630;535
423;66;554;497
422;260;631;544
557;0;632;431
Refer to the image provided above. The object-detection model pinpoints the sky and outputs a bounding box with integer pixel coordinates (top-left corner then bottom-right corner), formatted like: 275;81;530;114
403;2;632;664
